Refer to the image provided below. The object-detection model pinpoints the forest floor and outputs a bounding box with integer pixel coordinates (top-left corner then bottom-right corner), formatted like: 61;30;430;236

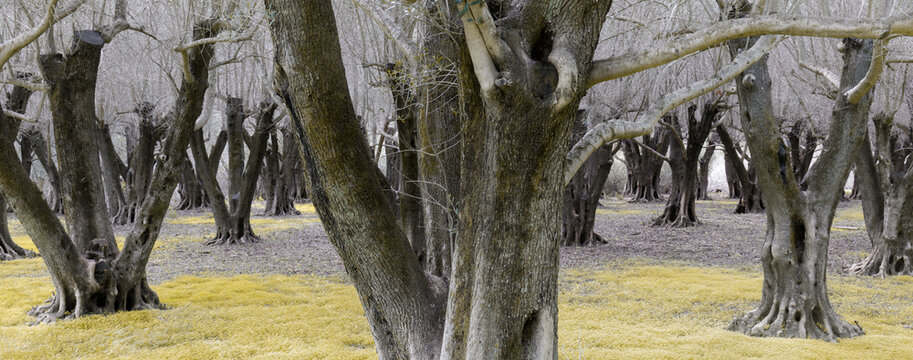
2;196;913;359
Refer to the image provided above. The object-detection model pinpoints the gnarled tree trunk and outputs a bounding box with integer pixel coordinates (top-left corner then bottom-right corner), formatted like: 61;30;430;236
697;134;718;200
717;124;764;213
726;25;870;341
847;113;913;276
622;128;669;202
0;76;37;261
653;103;718;227
562;111;618;246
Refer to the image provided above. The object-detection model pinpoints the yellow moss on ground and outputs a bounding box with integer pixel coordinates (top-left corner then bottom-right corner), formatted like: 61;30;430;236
2;260;913;359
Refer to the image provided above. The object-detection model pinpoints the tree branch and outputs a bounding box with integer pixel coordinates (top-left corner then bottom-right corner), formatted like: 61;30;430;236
587;13;913;87
353;0;420;69
845;39;888;104
0;0;87;71
798;61;840;90
566;35;780;184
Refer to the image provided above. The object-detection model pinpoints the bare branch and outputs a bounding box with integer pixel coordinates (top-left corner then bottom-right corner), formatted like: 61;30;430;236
567;35;780;184
587;13;913;87
3;109;36;123
0;0;88;71
798;61;840;90
846;39;888;104
353;0;420;69
0;78;49;92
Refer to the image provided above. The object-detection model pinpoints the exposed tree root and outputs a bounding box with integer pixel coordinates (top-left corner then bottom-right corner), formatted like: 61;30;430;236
262;206;300;217
847;241;913;277
27;280;164;324
728;295;863;341
206;228;261;245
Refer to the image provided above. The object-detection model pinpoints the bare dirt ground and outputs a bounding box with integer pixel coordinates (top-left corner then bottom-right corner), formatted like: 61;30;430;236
130;194;871;284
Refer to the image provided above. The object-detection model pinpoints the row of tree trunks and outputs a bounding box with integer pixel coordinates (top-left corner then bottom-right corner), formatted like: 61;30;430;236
386;65;427;264
261;127;301;216
725;4;871;339
847;113;913;276
717;124;764;213
653;103;719;227
622;127;670;202
562;111;618;246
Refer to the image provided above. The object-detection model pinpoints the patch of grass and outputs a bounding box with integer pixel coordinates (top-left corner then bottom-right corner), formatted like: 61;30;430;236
2;260;912;359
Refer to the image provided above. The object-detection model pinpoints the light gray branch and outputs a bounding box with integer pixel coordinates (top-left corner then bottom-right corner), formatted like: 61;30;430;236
566;35;780;185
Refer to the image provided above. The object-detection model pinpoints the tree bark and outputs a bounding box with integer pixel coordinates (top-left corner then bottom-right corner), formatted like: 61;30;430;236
23;128;63;213
269;1;446;356
118;103;159;225
697;134;718;200
622;128;670;202
197;98;276;245
562;111;617;246
263;127;301;215
653;103;718;227
0;75;37;261
847;113;913;276
96;123;129;220
717;124;764;213
726;18;870;340
387;64;427;265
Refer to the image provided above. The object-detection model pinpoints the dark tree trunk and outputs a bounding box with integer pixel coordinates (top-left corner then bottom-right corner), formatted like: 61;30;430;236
23;128;64;213
622;127;670;202
724;150;741;199
118;103;159;225
726;21;870;341
787;121;818;190
384;122;401;219
847;113;913;276
696;134;718;200
717;124;764;213
263;128;301;215
271;0;612;357
416;4;462;278
196;98;276;245
176;159;208;210
96;123;129;220
562;110;617;246
653;103;718;227
387;64;426;264
0;75;38;261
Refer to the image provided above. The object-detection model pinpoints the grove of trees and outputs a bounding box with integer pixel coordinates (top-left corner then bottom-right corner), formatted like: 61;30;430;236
1;0;913;358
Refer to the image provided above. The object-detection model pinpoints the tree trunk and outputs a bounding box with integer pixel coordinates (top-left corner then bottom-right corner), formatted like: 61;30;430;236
726;22;870;341
118;103;158;225
198;98;276;245
264;128;301;215
697;134;718;200
717;124;764;213
387;64;427;264
24;128;64;213
96;123;129;220
724;151;741;198
0;75;38;260
562;111;617;246
847;114;913;276
654;103;718;227
622;127;670;202
416;4;462;278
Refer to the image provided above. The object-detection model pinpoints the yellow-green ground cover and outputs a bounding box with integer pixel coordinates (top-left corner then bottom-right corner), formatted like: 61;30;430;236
3;258;913;359
2;203;911;359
